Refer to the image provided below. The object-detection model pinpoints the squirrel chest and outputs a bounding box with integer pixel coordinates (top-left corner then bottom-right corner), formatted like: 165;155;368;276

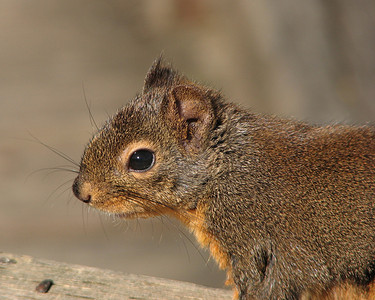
72;59;375;300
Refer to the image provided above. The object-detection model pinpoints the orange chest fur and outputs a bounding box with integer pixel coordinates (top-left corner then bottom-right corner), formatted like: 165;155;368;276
175;207;236;289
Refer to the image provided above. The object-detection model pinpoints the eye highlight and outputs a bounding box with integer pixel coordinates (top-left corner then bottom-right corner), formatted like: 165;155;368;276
128;149;155;172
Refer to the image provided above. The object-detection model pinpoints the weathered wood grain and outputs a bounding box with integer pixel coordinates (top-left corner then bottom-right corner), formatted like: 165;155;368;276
0;252;232;299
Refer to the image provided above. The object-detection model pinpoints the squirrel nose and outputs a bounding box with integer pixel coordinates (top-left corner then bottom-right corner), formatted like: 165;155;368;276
72;177;92;203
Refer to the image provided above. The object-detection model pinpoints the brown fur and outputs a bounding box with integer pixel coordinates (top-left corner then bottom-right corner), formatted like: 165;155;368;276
72;58;375;299
302;280;375;299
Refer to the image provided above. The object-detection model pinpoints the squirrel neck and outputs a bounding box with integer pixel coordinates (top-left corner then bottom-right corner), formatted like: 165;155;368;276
170;202;235;288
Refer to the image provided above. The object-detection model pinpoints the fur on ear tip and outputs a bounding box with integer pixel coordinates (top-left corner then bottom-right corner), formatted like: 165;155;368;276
143;57;178;93
151;55;167;71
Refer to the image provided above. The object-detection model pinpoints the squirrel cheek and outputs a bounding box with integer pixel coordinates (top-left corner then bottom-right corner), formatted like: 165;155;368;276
129;168;157;180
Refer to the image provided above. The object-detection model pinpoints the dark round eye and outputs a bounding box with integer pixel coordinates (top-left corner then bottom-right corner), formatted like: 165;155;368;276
128;149;155;172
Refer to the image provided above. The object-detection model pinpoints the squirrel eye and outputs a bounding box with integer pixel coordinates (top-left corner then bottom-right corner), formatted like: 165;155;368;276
128;149;155;172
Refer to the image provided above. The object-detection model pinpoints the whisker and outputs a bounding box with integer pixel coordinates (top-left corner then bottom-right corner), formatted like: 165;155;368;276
39;169;75;182
162;215;209;265
81;203;88;235
26;166;78;182
130;192;226;250
65;188;76;206
168;217;191;263
55;185;75;204
136;218;141;234
158;223;163;244
82;82;99;132
97;211;110;241
44;178;75;205
115;191;210;265
125;189;209;226
27;132;79;167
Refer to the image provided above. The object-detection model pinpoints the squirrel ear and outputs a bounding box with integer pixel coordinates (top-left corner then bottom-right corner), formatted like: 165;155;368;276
143;57;178;93
167;85;215;153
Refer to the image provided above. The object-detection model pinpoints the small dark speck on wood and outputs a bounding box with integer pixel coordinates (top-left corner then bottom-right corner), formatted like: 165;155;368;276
35;279;54;293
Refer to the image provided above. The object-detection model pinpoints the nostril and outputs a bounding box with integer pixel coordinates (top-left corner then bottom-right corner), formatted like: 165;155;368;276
72;177;92;204
82;194;91;204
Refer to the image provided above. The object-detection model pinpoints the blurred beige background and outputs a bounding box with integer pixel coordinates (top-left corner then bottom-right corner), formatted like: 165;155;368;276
1;0;374;289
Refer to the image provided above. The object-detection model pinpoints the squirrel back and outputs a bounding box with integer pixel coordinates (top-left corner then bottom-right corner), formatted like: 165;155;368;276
72;59;375;299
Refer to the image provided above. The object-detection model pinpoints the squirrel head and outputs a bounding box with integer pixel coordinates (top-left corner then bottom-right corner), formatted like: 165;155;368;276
72;58;221;219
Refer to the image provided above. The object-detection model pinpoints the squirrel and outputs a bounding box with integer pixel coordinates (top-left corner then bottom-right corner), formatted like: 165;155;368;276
72;58;375;300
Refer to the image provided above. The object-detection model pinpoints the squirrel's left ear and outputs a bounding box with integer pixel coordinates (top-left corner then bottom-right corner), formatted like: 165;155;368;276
164;85;215;153
143;58;181;93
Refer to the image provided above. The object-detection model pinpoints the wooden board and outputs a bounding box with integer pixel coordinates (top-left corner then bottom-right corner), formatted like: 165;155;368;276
0;252;232;299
